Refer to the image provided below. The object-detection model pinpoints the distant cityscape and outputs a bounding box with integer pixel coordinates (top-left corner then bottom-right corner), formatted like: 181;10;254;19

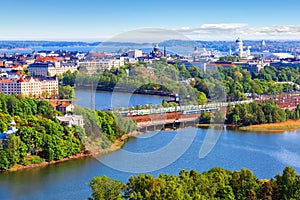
0;37;300;126
1;38;300;98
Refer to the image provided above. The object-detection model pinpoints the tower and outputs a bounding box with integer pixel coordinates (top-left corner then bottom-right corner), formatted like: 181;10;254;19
194;46;198;54
246;46;251;57
261;40;266;49
229;48;232;56
236;37;243;57
5;118;18;136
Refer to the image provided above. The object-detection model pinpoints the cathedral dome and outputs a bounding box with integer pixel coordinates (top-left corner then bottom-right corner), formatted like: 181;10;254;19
236;37;242;43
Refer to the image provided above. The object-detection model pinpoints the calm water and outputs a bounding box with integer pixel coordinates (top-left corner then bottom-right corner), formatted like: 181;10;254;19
74;90;169;110
1;128;300;200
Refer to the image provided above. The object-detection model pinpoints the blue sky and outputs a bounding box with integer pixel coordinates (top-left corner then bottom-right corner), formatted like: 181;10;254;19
1;0;300;40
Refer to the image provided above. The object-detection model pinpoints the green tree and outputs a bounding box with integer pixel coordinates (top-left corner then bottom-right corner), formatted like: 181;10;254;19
215;185;235;200
199;111;211;124
59;85;75;99
5;134;21;166
0;150;9;170
277;166;300;200
0;120;7;132
212;109;226;124
198;92;208;105
89;176;125;200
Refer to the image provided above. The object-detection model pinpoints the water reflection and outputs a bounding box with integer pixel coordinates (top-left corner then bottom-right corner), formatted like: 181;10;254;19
1;128;300;199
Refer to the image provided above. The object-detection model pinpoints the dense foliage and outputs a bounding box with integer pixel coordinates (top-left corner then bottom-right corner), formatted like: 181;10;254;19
63;61;300;104
0;94;83;170
226;102;300;126
219;66;300;101
89;166;300;200
75;62;203;105
0;94;136;170
73;106;137;150
0;93;57;118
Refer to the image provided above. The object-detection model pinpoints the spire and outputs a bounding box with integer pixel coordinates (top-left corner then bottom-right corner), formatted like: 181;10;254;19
10;118;16;127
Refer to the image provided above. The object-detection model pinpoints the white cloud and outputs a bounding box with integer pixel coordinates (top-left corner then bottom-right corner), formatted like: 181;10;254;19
176;24;300;40
200;23;247;29
1;24;299;41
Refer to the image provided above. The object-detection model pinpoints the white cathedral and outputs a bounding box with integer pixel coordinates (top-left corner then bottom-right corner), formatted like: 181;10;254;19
234;37;251;58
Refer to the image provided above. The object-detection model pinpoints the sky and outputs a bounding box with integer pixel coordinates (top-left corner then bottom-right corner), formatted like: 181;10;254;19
1;0;300;41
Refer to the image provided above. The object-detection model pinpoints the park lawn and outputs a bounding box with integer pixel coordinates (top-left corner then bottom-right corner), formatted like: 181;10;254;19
239;120;300;133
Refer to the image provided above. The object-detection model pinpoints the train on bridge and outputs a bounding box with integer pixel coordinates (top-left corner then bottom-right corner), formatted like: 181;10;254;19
118;100;252;116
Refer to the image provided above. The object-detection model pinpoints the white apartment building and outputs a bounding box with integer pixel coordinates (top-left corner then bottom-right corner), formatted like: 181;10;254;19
79;57;124;73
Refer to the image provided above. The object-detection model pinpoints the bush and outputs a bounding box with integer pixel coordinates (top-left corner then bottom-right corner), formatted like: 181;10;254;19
24;155;45;165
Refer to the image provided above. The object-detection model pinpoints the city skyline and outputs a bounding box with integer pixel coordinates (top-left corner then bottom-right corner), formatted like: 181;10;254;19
0;0;300;41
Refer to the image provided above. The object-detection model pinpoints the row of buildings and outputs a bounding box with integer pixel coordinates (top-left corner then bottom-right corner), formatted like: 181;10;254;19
0;76;58;97
0;50;82;97
179;37;300;73
78;58;124;74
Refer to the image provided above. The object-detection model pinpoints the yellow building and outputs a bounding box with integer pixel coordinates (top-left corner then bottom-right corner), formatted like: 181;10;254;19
0;77;58;97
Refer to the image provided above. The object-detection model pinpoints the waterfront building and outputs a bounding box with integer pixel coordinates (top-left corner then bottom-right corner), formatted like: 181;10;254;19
0;77;58;97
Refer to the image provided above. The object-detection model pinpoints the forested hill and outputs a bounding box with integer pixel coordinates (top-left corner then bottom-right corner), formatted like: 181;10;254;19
0;94;136;171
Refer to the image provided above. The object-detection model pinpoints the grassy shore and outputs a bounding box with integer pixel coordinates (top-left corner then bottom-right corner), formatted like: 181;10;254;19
239;120;300;133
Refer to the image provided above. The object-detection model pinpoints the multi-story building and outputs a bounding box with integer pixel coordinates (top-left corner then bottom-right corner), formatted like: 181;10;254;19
127;49;143;58
55;62;78;75
28;62;78;77
27;62;56;76
78;58;124;74
0;77;58;97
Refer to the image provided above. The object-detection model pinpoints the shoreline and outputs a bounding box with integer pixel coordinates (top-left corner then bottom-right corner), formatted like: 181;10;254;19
3;128;188;173
7;153;93;172
5;122;300;172
5;132;139;173
75;86;175;98
238;119;300;133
